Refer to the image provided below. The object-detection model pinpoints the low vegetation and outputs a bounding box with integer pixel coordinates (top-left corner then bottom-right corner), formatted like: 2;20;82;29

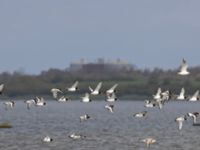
0;66;200;100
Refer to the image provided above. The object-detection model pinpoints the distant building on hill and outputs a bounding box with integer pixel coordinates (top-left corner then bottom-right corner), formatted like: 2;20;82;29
69;58;134;72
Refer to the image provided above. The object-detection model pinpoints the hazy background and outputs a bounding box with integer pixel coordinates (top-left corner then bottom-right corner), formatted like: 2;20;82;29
0;0;199;74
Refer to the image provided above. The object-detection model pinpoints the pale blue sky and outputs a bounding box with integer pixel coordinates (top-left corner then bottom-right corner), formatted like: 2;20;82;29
0;0;200;74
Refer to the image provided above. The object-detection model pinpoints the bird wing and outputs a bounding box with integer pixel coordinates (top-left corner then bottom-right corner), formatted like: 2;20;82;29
188;113;197;124
188;113;195;119
157;88;162;95
178;121;183;130
192;90;199;98
105;105;114;113
0;84;4;92
71;81;79;89
153;87;161;98
179;88;185;97
51;88;62;93
157;101;163;109
107;84;118;92
51;88;62;98
89;86;93;92
94;82;102;91
35;97;41;103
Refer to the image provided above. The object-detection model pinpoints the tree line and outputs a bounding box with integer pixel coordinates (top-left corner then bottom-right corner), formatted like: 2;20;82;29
0;66;200;100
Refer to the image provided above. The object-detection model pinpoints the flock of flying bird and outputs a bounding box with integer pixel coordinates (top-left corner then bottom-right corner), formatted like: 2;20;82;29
1;58;199;148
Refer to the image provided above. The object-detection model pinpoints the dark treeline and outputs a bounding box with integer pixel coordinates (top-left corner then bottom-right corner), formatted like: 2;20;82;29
1;66;200;99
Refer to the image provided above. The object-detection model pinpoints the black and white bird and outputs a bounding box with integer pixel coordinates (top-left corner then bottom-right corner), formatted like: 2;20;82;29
141;138;156;148
24;99;36;109
178;58;190;75
35;97;46;106
81;93;91;103
79;114;91;122
161;90;170;101
177;88;186;100
106;84;118;94
89;82;102;95
144;100;156;108
0;84;4;95
105;104;114;113
153;90;171;109
67;81;79;92
57;96;69;102
106;93;117;102
187;112;199;124
4;101;15;110
51;88;62;99
175;116;187;130
153;88;162;100
133;111;147;118
42;136;53;143
189;90;199;101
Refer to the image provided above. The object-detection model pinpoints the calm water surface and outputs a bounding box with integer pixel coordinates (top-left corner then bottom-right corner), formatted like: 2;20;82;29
0;100;200;150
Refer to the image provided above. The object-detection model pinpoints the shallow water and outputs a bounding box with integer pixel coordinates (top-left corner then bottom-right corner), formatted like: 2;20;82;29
0;100;200;150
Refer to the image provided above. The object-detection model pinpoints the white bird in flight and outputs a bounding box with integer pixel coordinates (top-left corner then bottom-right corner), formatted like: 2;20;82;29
141;138;156;148
4;101;15;110
57;96;69;102
178;58;190;75
24;99;36;109
67;81;79;92
175;116;187;130
51;88;62;99
105;104;114;113
187;112;199;124
35;97;46;106
89;82;102;95
153;87;162;100
189;90;199;101
106;84;118;94
81;93;91;102
177;88;186;100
